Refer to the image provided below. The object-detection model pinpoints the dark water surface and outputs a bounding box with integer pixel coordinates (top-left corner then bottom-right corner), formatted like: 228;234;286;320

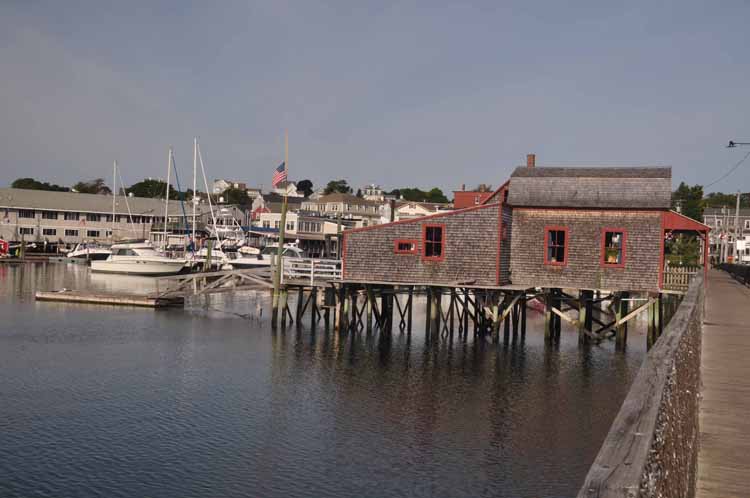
0;263;646;498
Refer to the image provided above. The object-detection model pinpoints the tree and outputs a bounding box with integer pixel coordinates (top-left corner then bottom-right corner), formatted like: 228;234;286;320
672;182;703;221
665;234;701;266
324;179;352;195
396;187;450;203
125;178;180;199
11;178;69;192
356;188;363;198
704;192;750;209
297;179;314;197
221;187;251;206
72;178;111;195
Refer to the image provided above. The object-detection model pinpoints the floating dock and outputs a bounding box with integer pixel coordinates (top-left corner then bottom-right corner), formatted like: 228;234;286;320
35;290;184;308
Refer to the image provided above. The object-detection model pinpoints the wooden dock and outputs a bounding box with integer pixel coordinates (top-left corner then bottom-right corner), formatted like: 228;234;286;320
697;269;750;497
35;290;184;308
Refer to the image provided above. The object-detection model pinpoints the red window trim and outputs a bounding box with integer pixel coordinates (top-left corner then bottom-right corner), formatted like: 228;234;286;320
600;227;627;268
422;223;446;262
393;239;418;255
543;225;569;267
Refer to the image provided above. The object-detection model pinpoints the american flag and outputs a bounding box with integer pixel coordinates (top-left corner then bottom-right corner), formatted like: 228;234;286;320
272;161;287;187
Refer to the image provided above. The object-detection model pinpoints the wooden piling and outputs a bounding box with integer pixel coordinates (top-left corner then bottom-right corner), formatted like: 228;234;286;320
615;291;629;351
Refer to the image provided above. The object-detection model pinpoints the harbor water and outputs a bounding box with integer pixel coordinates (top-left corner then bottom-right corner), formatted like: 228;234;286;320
0;262;647;498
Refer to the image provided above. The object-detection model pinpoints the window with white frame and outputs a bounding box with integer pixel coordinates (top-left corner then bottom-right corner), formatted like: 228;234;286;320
87;230;100;237
64;212;80;221
18;209;35;218
20;227;34;235
42;211;58;220
65;229;79;237
43;228;56;236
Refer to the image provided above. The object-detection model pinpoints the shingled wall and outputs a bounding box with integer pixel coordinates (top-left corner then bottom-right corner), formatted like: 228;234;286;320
343;203;501;286
509;209;662;291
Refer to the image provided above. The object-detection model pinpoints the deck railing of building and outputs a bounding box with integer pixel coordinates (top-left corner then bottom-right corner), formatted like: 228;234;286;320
662;264;701;292
280;257;342;286
577;273;704;497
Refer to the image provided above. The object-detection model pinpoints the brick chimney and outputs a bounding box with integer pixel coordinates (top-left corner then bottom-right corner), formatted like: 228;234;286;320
526;153;536;168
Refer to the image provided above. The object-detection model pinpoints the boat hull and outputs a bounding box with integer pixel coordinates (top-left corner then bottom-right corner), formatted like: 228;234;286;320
90;259;186;276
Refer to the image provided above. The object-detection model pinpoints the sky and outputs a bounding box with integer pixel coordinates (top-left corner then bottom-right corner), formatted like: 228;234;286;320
1;0;749;195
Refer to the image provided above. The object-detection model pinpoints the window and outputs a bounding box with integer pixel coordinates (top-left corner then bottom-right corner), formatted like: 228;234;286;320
87;213;101;222
716;219;722;226
43;228;57;236
131;216;141;224
42;211;58;220
18;209;35;218
544;227;568;266
65;229;79;237
745;220;750;230
601;229;626;267
262;221;270;228
105;214;113;223
394;239;418;254
64;212;80;221
287;222;295;231
20;227;34;235
274;221;280;229
422;224;445;261
87;230;100;237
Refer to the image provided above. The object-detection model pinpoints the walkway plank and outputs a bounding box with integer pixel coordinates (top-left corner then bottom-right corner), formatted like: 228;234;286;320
697;270;750;498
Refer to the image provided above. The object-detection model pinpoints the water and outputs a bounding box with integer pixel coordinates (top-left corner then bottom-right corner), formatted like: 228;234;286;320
0;263;647;498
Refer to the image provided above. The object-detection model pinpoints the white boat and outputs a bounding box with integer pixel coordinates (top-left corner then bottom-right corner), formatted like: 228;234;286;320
91;242;186;276
66;243;111;261
228;244;303;269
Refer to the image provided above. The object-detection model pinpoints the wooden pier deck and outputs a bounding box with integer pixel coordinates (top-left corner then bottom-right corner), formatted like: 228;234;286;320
697;269;750;497
35;290;184;308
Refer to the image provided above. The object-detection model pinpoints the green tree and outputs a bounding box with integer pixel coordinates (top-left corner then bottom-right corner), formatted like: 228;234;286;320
297;179;314;197
72;178;111;195
220;187;251;206
324;179;352;195
672;182;704;221
704;192;750;209
356;188;363;198
666;234;700;266
125;178;180;199
11;178;69;192
397;187;449;203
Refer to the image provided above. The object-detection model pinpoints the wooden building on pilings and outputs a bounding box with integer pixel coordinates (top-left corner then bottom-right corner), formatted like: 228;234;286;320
331;154;710;350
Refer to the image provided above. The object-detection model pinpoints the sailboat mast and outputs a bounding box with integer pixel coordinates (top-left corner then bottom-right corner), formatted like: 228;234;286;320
112;160;117;240
192;137;197;247
164;147;172;248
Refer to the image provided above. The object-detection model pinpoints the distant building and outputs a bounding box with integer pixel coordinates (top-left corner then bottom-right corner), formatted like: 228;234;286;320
0;187;212;246
453;183;494;209
212;179;248;194
301;193;382;228
360;184;385;202
703;207;750;263
272;181;304;198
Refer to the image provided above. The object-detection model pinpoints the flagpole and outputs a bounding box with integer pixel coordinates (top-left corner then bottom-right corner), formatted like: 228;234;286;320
272;130;289;329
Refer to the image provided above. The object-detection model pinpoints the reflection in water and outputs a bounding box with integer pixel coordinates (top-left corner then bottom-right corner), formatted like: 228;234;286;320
0;263;646;498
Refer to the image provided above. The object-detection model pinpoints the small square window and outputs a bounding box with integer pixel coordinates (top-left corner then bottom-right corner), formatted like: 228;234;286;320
394;239;418;254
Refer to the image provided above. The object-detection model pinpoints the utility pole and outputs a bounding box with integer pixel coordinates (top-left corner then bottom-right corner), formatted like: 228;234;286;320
734;191;741;263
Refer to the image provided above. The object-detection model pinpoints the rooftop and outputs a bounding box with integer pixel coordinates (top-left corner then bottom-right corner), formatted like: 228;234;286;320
507;166;672;209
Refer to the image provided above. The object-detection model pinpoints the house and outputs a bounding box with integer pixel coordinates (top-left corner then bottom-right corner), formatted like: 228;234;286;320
391;201;452;221
212;179;247;194
360;184;385;202
453;183;494;209
342;155;709;292
0;187;212;246
703;207;750;263
272;181;304;198
301;193;382;228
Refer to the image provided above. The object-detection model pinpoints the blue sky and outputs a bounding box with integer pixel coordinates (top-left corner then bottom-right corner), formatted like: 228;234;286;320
1;0;749;195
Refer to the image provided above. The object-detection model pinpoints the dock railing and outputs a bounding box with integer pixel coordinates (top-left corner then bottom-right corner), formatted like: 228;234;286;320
662;264;701;292
718;262;750;285
577;273;704;498
280;257;342;286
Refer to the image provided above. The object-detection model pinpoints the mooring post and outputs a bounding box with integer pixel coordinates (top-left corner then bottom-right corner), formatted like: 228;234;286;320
431;287;441;337
503;295;511;344
491;298;500;343
310;287;318;330
337;285;347;332
520;294;527;338
407;286;413;335
449;289;456;337
366;286;373;334
615;292;629;351
279;288;288;329
511;297;519;340
462;289;469;337
544;290;552;342
296;286;304;326
425;287;433;337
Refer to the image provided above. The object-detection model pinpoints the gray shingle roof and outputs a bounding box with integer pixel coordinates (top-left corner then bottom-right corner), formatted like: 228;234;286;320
507;166;672;209
0;188;213;216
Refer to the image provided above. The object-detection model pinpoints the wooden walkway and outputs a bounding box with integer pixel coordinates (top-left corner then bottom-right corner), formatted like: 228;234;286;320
697;269;750;497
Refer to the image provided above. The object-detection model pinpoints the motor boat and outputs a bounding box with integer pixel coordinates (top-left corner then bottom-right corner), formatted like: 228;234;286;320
90;242;186;276
228;244;304;269
66;243;111;261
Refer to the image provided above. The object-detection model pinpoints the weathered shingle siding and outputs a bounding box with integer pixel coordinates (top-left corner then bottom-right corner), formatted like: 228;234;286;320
510;209;662;291
499;204;512;285
344;204;500;286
